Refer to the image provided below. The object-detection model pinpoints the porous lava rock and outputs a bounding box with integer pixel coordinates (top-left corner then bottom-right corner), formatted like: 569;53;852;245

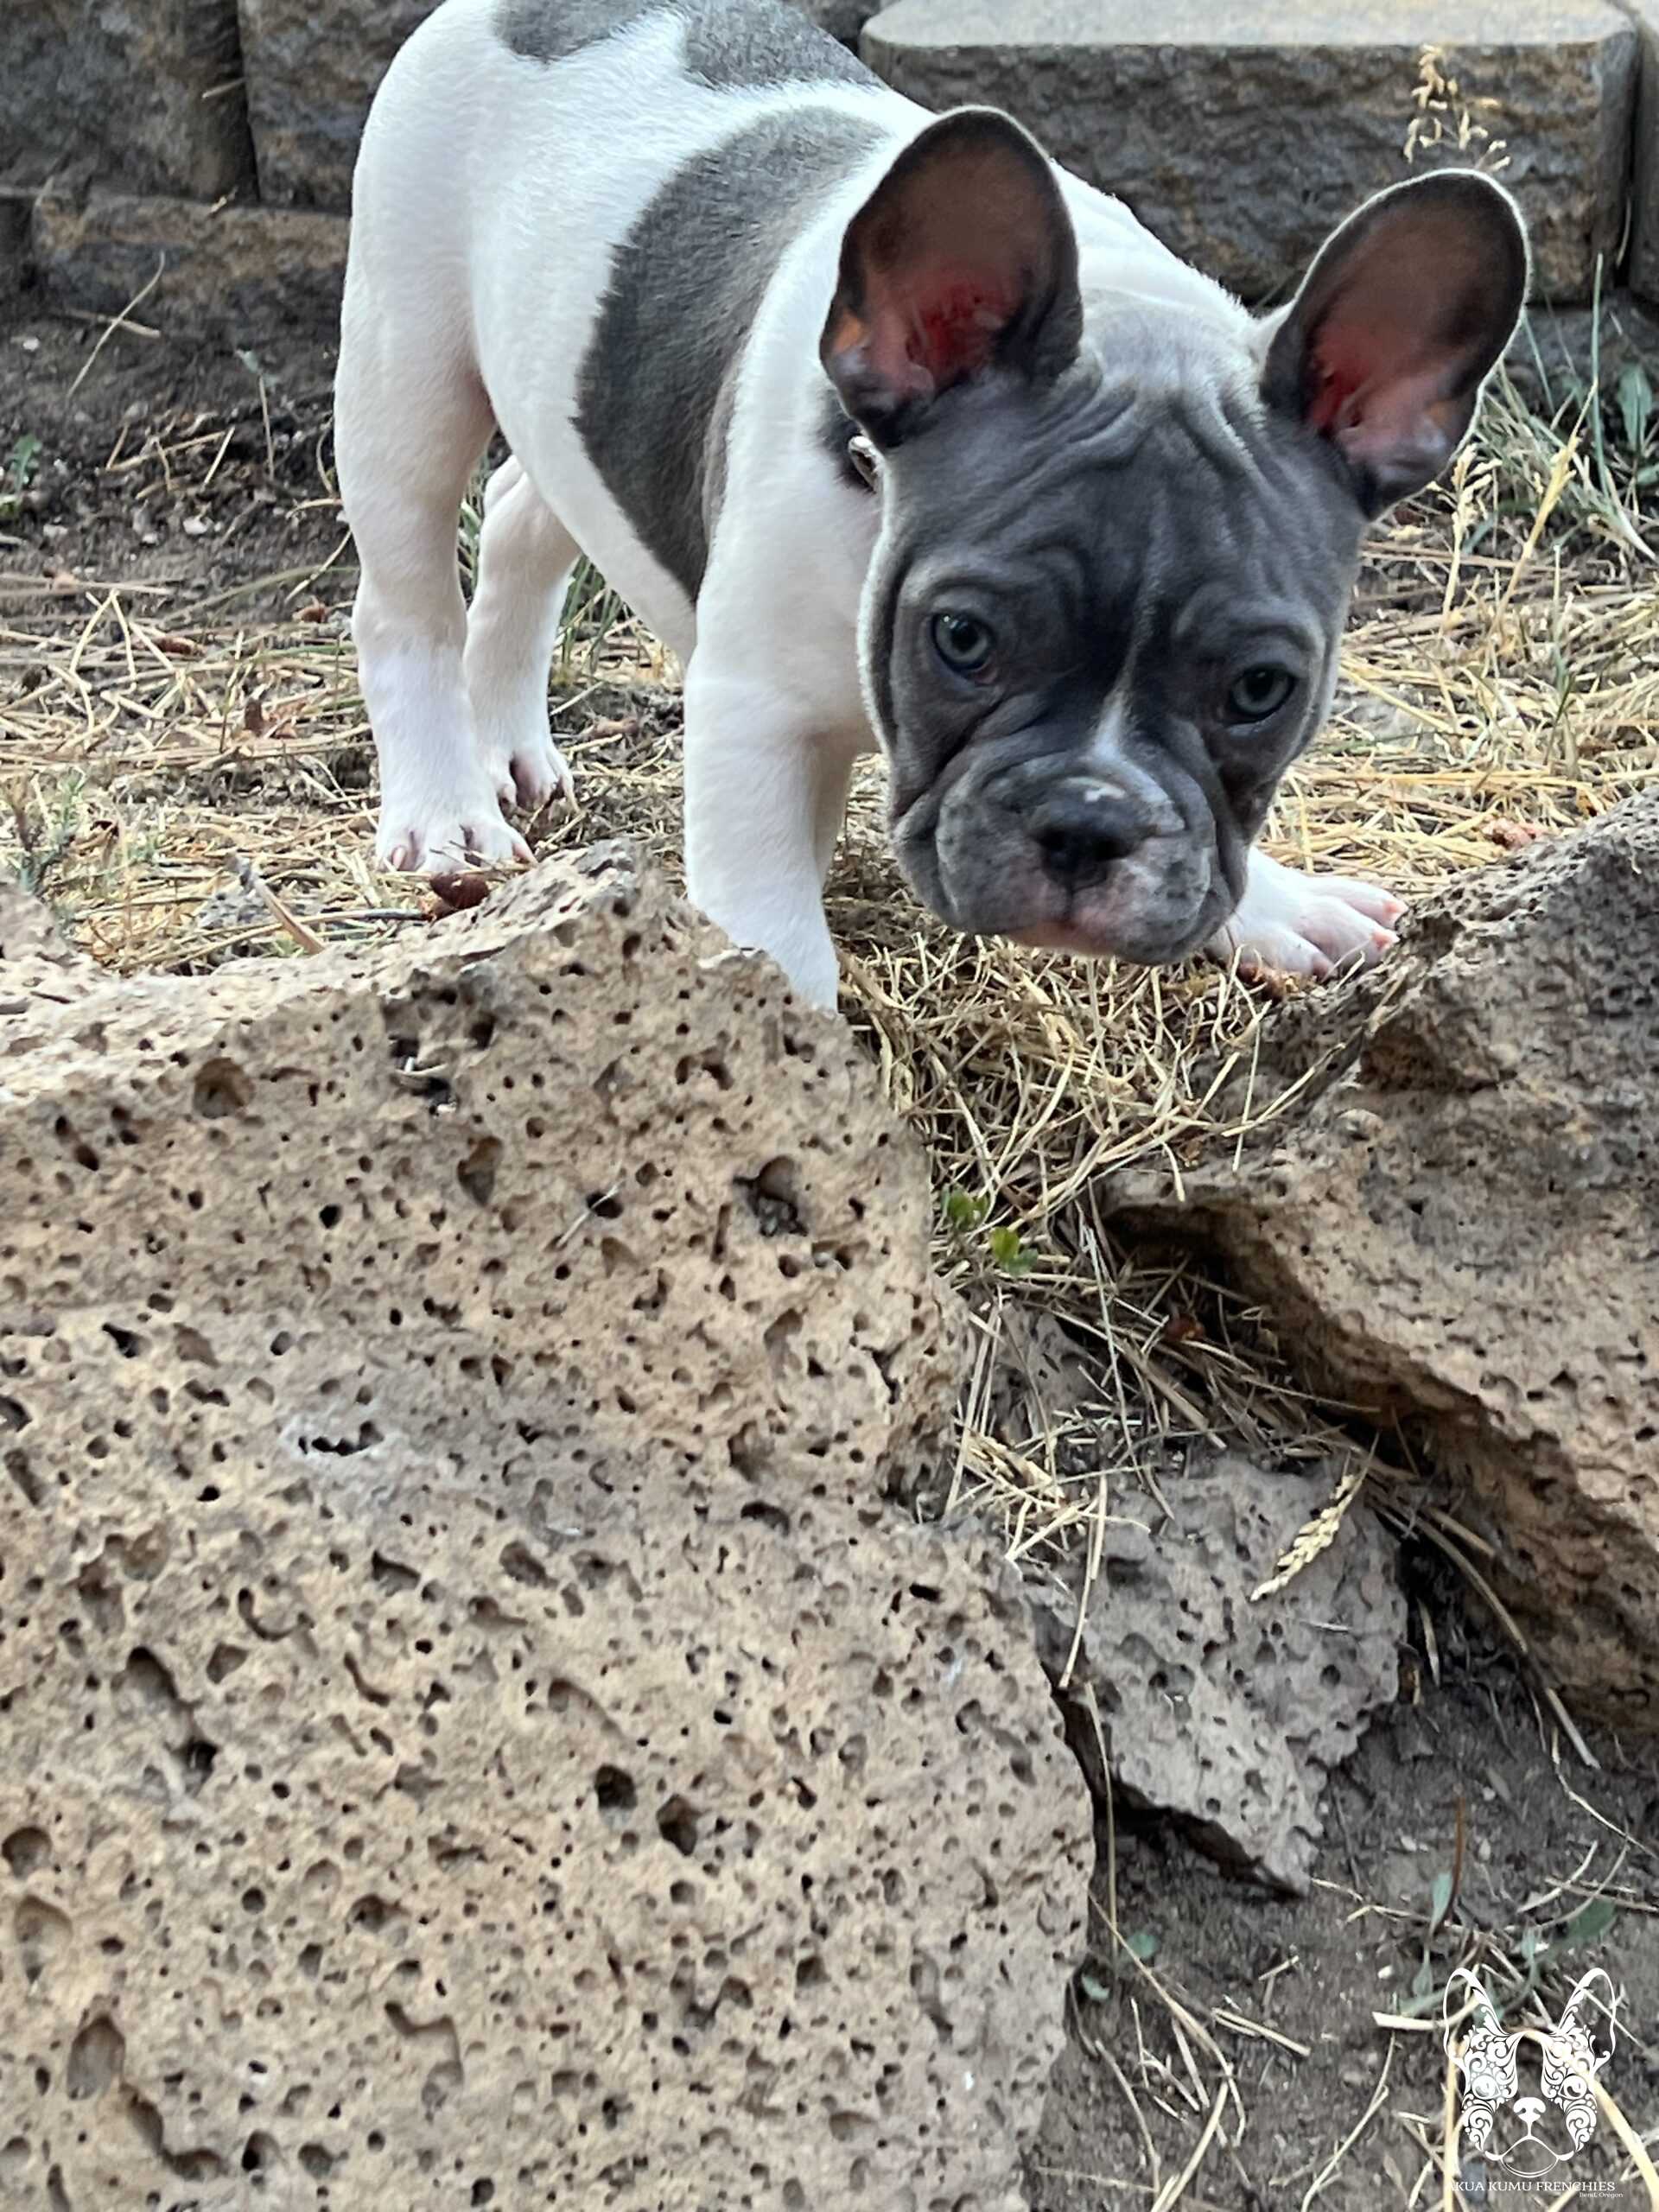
0;849;1090;2208
0;881;99;1007
1110;793;1659;1726
986;1319;1402;1886
1032;1453;1405;1894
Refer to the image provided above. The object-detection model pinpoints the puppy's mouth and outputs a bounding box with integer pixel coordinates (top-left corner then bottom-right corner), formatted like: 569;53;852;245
1007;910;1211;963
893;753;1240;967
897;817;1231;969
1002;880;1224;967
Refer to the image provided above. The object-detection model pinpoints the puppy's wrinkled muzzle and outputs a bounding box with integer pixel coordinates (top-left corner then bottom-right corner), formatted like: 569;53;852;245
894;731;1240;966
944;831;1222;965
1027;776;1156;894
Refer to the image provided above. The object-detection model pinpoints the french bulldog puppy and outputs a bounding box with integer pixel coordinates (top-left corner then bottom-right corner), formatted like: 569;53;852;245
336;0;1528;1007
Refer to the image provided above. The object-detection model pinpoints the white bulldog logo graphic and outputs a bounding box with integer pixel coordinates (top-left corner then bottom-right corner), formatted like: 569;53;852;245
1445;1967;1618;2182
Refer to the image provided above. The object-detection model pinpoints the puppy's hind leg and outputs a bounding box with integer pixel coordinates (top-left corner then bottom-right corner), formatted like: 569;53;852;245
463;457;579;817
336;307;527;874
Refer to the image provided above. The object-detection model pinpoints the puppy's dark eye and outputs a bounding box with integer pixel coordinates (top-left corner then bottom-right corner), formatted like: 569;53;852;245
931;612;995;677
1225;665;1297;723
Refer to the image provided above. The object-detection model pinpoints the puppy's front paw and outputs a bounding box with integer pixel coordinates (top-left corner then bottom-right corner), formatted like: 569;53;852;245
1210;854;1404;981
375;787;531;874
479;730;575;816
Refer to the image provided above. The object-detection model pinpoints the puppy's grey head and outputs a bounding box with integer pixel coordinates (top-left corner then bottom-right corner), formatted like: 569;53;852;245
821;112;1529;963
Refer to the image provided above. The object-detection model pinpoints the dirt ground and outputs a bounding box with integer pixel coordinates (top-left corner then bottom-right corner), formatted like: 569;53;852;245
0;319;341;604
1036;1656;1659;2209
3;306;1657;2210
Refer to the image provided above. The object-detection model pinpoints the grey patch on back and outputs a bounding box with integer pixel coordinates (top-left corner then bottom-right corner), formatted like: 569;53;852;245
496;0;658;66
497;0;874;89
576;106;884;599
680;0;873;89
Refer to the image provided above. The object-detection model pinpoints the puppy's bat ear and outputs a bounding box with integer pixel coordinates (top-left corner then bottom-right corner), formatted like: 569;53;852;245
1262;168;1529;517
821;107;1083;448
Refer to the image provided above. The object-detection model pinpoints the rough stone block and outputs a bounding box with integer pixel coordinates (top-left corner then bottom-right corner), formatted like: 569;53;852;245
238;0;441;210
1109;793;1659;1726
0;885;100;1004
0;853;1088;2203
863;0;1638;304
1622;0;1659;302
30;193;349;342
237;1;878;213
0;195;31;299
1503;293;1659;410
0;0;253;201
799;0;881;41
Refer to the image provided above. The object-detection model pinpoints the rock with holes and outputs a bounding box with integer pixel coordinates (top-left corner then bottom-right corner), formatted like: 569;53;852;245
0;882;99;1010
1109;792;1659;1726
0;845;963;1517
1032;1452;1404;1893
0;851;1089;2207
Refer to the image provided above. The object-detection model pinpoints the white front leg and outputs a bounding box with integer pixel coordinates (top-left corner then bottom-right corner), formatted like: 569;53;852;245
682;662;858;1012
1208;848;1404;978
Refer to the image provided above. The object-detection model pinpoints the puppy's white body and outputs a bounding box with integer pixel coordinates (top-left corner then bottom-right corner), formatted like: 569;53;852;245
339;0;1421;1001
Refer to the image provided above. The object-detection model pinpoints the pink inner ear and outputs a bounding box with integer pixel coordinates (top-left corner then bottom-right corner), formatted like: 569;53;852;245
867;263;1023;398
1305;325;1376;433
1306;312;1457;474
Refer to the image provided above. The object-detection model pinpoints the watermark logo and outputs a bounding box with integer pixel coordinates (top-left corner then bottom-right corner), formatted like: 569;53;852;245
1445;1967;1619;2193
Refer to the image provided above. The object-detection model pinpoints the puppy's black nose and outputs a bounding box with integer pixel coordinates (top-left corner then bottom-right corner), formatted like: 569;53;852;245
1030;779;1148;891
